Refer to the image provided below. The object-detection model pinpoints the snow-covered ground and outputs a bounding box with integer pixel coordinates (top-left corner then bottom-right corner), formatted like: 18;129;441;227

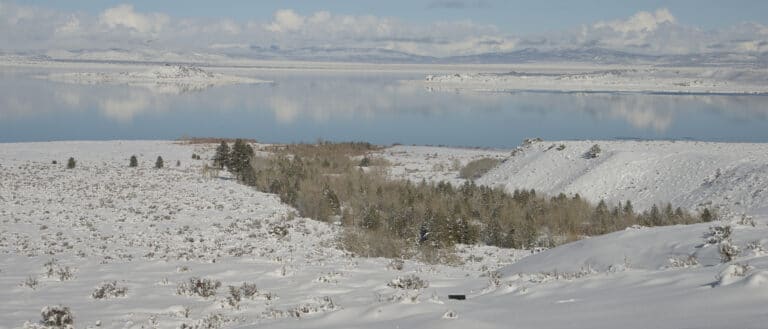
421;67;768;94
2;140;768;328
379;145;509;186
378;141;768;218
0;141;522;329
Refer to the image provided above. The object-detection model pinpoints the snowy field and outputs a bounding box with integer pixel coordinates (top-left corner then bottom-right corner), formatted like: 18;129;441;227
421;67;768;94
2;140;768;328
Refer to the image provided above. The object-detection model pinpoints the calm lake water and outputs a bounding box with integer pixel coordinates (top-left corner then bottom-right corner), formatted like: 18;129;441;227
2;68;768;148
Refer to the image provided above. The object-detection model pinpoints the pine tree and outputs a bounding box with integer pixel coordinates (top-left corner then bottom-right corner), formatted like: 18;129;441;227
67;157;76;169
623;200;634;215
155;156;164;169
213;141;230;169
129;155;138;167
229;139;254;178
649;204;661;226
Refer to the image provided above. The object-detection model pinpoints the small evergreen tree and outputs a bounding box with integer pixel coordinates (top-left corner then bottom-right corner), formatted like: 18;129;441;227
176;160;181;167
213;141;230;169
155;156;164;169
229;139;254;178
129;155;138;167
66;157;76;169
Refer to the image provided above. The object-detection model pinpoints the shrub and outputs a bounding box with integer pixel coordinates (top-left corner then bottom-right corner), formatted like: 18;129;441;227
668;255;699;268
705;225;732;245
40;305;73;328
22;276;39;290
387;274;429;290
459;158;501;180
177;277;221;298
359;156;371;167
91;281;128;299
556;144;566;151
66;157;76;169
176;160;181;167
719;241;740;263
155;156;164;169
387;259;404;271
584;144;601;159
129;155;138;167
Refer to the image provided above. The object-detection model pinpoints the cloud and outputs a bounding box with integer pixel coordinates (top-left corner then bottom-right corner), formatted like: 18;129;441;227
0;3;767;58
593;8;676;34
265;9;305;33
427;0;491;9
98;4;169;34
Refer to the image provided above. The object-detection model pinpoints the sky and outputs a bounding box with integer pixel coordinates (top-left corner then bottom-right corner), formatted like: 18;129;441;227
2;0;768;57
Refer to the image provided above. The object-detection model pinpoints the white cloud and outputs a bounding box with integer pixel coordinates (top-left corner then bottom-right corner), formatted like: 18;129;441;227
0;3;766;58
98;4;169;34
593;8;676;34
265;9;305;33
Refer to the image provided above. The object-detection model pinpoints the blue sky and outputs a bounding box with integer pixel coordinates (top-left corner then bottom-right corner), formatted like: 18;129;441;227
20;0;768;33
3;0;768;57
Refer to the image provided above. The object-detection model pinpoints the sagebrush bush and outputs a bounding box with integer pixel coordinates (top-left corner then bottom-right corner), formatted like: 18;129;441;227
387;274;429;290
91;281;128;299
459;158;501;180
584;144;601;159
177;277;221;298
40;305;73;328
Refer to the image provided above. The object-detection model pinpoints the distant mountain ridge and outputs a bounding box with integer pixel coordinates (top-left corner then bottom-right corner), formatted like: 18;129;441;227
5;46;767;66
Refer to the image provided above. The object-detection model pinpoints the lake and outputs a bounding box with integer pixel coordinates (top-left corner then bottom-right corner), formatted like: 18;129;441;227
2;68;768;148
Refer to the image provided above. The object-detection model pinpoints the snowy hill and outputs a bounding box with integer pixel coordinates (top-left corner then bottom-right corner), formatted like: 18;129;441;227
474;140;768;216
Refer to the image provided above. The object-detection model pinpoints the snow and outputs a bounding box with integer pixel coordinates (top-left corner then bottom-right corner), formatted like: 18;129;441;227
378;145;509;186
0;141;523;329
3;140;768;328
422;67;768;94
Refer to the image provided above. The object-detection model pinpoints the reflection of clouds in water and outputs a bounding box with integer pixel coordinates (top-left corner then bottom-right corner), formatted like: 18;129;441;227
98;93;153;122
568;93;675;131
270;97;300;123
265;78;507;124
2;73;768;141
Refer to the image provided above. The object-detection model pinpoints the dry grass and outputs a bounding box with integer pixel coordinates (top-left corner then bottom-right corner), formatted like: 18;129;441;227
175;137;259;145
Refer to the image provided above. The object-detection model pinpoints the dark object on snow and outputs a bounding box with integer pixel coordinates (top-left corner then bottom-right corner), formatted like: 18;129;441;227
448;294;466;300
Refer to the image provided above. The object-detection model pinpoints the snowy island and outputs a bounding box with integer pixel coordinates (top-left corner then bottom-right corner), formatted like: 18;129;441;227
44;65;270;93
422;66;768;95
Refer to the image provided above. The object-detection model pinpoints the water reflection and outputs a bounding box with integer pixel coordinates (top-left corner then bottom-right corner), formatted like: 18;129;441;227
1;69;767;146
